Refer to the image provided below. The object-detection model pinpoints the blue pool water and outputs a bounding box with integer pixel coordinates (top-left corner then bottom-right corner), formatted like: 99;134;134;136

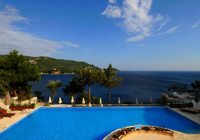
0;107;200;140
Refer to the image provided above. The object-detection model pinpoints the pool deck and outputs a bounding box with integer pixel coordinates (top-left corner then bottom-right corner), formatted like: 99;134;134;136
0;108;36;132
169;108;200;125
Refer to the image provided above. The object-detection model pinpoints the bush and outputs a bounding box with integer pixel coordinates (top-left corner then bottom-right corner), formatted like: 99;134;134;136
142;126;150;131
10;102;15;107
91;97;99;104
34;90;44;102
30;103;35;107
75;91;100;104
44;103;50;106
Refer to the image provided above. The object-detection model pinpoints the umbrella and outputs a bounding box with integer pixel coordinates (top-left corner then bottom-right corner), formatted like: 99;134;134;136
88;103;91;107
118;97;120;104
99;98;102;104
82;97;85;104
5;92;11;105
136;98;139;105
48;97;52;103
71;96;74;104
58;97;62;104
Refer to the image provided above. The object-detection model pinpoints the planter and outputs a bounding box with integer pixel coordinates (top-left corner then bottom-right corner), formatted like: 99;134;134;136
10;106;34;111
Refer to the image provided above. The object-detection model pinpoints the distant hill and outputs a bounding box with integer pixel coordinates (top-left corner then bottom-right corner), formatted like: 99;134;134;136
0;55;100;74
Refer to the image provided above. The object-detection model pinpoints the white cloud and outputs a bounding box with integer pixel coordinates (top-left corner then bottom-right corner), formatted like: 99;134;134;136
190;20;200;29
109;0;117;4
158;25;180;35
139;43;144;47
102;0;164;42
101;5;121;18
126;32;150;42
0;5;64;56
159;17;170;31
63;41;80;47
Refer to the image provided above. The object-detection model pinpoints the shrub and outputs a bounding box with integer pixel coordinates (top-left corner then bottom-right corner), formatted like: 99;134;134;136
10;102;15;107
142;126;150;131
30;103;35;107
44;103;50;106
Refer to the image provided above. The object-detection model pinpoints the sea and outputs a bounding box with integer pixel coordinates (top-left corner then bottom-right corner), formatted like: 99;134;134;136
30;71;200;104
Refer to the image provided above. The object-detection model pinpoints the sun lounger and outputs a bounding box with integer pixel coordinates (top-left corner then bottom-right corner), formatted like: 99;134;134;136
181;108;199;114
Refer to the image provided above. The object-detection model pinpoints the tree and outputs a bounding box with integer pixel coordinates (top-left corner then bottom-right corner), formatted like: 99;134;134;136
63;76;85;103
171;83;178;91
75;66;98;103
0;70;10;97
191;80;200;105
46;80;63;102
99;64;123;104
76;91;99;104
191;80;200;91
0;50;41;99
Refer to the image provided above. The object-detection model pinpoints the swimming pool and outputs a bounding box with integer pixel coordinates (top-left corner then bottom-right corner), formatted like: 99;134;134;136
0;107;200;140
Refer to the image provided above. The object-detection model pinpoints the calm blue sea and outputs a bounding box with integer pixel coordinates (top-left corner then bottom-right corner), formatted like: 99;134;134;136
30;71;200;104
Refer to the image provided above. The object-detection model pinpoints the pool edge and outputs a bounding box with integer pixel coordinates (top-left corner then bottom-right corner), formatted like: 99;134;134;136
0;107;40;134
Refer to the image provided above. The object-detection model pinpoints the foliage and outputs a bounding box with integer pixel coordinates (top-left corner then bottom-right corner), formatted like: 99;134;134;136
195;92;199;103
75;91;99;104
0;50;41;99
0;70;11;97
44;103;50;106
156;98;161;104
46;80;63;102
168;83;188;92
75;66;99;103
191;80;200;103
0;54;106;73
63;76;85;97
142;126;150;131
99;64;123;104
30;103;35;107
191;80;200;91
10;102;16;107
33;90;44;102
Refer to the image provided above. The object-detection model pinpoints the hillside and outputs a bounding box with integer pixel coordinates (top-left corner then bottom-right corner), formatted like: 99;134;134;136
0;55;99;74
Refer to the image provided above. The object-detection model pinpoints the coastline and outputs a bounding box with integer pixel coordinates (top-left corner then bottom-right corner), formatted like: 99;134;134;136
40;73;75;75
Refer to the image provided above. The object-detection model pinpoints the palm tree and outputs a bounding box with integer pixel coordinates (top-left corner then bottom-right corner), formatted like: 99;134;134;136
46;80;63;103
100;64;123;104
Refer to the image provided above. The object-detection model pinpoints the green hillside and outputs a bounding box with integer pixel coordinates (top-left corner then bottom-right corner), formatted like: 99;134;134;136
0;55;99;74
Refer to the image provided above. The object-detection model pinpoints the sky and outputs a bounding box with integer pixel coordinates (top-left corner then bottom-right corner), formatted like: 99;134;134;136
0;0;200;71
